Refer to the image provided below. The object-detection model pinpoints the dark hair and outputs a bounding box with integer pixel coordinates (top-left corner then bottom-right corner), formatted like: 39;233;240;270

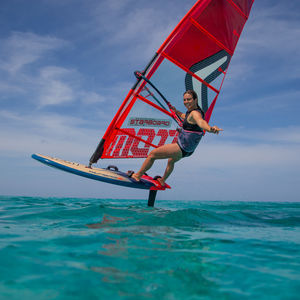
183;90;205;118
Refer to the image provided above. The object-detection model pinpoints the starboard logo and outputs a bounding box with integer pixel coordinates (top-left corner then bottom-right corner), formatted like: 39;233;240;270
128;117;171;128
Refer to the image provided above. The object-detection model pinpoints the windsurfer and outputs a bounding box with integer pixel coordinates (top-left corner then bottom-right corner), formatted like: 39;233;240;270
131;90;223;186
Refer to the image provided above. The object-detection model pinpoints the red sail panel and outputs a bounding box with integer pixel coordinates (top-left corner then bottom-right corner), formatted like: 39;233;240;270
89;0;254;163
159;0;252;71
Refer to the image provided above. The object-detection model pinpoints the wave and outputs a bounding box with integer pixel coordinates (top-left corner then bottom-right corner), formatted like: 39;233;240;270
1;196;299;230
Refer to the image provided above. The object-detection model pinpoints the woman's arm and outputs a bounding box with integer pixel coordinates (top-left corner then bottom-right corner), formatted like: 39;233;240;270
171;106;185;119
191;111;223;134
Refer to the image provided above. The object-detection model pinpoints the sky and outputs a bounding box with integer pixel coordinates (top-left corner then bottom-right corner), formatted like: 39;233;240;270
0;0;299;202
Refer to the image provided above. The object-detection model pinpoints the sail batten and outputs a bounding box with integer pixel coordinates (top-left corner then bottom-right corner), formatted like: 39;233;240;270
161;51;220;94
116;127;158;149
226;0;248;20
189;17;234;56
136;94;173;118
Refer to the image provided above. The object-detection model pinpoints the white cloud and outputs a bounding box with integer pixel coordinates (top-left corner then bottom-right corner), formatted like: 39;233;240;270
37;66;75;106
0;31;67;74
80;91;106;104
195;141;300;168
218;90;300;113
0;32;106;108
240;2;300;55
224;126;300;145
0;110;23;121
90;0;191;63
0;110;103;160
0;81;25;94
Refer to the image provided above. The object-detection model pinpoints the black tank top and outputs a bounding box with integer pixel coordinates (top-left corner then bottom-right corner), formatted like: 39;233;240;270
182;108;204;132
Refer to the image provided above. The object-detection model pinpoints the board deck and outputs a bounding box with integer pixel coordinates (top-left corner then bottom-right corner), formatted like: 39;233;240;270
32;154;170;191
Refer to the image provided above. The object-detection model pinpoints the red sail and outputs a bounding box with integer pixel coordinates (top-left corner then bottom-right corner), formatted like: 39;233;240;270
90;0;255;164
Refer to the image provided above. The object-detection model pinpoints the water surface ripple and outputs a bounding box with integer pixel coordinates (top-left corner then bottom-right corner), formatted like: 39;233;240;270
0;196;299;299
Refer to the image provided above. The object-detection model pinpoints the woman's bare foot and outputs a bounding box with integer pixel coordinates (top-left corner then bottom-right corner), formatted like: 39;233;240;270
156;177;166;187
131;173;141;182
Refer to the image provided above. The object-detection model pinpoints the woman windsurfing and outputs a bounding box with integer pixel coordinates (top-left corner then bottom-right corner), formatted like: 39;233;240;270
131;90;223;186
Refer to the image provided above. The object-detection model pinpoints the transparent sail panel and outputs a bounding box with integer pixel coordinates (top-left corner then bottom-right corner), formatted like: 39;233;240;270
149;52;229;114
104;84;179;159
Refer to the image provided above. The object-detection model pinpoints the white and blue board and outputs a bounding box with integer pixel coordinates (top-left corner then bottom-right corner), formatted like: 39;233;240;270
32;154;170;191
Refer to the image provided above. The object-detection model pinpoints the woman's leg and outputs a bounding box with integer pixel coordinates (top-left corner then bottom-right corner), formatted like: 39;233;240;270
159;156;181;186
132;143;182;181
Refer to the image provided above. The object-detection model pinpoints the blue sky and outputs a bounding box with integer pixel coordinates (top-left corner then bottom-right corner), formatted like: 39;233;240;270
0;0;299;202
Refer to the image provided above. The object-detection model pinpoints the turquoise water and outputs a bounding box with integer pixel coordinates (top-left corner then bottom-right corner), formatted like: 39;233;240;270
0;196;299;299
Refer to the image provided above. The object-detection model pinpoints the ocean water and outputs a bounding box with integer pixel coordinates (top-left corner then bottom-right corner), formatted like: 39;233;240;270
0;196;299;300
